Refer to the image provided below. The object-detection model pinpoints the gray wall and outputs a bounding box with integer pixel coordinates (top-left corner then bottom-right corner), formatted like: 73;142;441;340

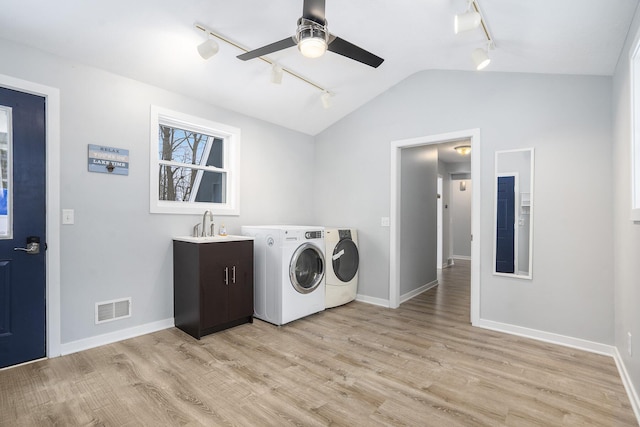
437;161;452;267
612;5;640;403
450;176;472;258
315;70;613;344
0;38;315;344
399;145;437;295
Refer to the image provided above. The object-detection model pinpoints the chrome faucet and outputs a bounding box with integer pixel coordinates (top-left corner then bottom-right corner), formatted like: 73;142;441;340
201;210;214;237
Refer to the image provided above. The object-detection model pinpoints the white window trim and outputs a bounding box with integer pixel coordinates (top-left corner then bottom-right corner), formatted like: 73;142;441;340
630;33;640;221
149;105;240;215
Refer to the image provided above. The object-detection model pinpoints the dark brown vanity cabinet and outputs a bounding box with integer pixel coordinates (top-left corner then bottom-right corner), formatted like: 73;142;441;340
173;239;254;339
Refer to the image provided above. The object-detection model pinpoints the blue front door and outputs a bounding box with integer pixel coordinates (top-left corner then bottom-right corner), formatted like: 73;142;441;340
496;175;515;274
0;87;47;368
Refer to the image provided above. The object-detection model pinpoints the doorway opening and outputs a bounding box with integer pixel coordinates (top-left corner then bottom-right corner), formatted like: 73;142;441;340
390;129;480;324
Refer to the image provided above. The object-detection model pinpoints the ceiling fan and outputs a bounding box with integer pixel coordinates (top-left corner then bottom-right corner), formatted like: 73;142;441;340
237;0;384;68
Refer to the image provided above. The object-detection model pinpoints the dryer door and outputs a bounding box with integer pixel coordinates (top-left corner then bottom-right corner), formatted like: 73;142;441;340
332;238;359;282
290;243;325;294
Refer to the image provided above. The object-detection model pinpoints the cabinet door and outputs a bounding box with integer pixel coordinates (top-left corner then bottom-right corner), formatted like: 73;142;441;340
200;244;228;330
226;241;254;321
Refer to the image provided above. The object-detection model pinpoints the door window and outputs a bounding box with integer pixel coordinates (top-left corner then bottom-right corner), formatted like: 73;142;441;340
0;107;12;238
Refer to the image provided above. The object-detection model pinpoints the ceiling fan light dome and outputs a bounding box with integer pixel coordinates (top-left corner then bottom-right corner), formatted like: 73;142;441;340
299;37;327;58
296;18;328;58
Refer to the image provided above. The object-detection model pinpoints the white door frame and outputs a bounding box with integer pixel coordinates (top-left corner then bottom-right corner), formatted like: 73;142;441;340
390;128;481;324
0;73;61;358
437;175;443;269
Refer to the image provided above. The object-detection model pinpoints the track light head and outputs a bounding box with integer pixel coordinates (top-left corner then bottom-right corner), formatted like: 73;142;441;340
321;91;332;109
471;47;490;70
271;64;283;84
197;38;219;60
454;10;481;34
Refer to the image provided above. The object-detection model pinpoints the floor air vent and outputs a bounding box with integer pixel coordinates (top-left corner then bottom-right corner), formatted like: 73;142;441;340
95;298;131;324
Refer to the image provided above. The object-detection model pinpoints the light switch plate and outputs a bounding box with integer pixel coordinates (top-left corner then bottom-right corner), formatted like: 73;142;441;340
62;209;74;225
381;217;390;227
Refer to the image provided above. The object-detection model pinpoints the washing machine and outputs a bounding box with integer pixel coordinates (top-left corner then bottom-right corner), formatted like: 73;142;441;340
325;228;359;308
241;225;326;325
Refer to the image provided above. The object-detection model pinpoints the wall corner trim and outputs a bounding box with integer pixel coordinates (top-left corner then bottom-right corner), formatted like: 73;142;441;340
400;280;438;304
355;294;390;308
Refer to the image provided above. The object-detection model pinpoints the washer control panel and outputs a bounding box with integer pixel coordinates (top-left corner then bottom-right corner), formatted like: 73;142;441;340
305;231;323;240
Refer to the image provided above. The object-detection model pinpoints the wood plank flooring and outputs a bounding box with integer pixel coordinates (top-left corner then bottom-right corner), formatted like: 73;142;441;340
1;260;637;426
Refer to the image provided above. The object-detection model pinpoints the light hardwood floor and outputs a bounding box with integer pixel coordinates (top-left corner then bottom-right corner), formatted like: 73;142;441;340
1;261;637;426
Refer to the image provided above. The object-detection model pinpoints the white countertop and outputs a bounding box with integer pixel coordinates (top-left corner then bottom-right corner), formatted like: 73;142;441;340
173;235;254;244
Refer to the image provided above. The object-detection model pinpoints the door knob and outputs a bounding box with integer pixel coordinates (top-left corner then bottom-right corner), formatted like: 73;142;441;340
14;236;40;255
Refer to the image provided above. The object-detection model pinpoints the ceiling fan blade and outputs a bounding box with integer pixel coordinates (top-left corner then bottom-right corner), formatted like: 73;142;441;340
237;37;297;61
302;0;326;22
327;36;384;68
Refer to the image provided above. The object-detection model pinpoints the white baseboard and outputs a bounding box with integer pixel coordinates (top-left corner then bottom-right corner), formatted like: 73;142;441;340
400;280;438;304
475;319;615;356
613;348;640;423
60;317;174;356
437;260;454;270
356;294;390;308
453;255;471;261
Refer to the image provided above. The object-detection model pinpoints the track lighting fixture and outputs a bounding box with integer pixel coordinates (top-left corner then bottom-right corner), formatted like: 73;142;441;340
270;64;283;84
321;91;332;109
454;1;481;34
194;24;332;103
471;42;491;70
197;38;219;60
454;0;495;71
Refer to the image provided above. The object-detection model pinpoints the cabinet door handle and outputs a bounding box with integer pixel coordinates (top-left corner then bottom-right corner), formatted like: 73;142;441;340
232;266;236;284
224;267;229;285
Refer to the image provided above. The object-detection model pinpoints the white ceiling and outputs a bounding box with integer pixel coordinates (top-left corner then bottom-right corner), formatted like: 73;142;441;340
0;0;637;135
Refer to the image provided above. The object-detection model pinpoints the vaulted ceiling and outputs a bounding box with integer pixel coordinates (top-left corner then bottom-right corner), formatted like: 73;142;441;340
0;0;636;135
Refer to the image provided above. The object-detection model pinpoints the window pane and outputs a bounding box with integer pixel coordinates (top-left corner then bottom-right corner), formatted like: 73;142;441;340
159;165;226;203
158;125;208;165
194;171;226;203
206;137;224;168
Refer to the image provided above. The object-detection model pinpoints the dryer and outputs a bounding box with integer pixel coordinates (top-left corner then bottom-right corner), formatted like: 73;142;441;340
325;228;359;308
241;225;326;325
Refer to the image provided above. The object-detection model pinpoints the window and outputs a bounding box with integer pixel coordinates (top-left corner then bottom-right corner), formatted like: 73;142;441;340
631;35;640;221
0;106;12;237
150;106;240;215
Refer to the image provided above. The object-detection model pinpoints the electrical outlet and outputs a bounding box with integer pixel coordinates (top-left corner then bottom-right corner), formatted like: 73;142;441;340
628;332;633;357
381;217;390;227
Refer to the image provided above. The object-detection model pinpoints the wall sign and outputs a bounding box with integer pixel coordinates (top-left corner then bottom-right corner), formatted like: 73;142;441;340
88;144;129;175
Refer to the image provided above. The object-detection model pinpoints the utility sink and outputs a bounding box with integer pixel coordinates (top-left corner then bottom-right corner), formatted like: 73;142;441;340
173;235;254;244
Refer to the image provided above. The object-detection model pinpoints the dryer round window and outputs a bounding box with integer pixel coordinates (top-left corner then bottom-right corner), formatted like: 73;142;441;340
290;242;325;294
332;238;359;282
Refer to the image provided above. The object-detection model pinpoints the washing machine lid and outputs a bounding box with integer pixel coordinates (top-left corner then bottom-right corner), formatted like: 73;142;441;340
332;238;359;282
290;243;325;294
